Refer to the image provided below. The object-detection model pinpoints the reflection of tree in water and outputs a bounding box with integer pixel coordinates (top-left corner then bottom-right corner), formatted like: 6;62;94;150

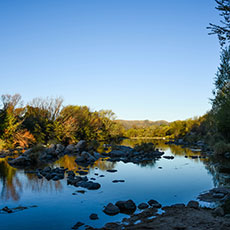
0;158;22;201
137;159;157;168
203;156;230;187
55;155;116;172
55;155;77;170
0;158;63;201
25;173;63;193
92;159;116;171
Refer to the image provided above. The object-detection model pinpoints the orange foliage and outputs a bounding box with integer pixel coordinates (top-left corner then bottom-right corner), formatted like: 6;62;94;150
13;129;36;148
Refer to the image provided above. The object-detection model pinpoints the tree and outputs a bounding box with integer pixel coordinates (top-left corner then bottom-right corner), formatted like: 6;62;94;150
208;0;230;46
211;46;230;140
0;94;35;148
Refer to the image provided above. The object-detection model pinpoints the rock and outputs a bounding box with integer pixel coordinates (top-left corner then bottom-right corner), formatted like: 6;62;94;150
72;221;84;229
2;206;13;213
103;203;120;215
65;144;75;153
43;166;51;172
171;203;185;208
138;203;149;209
163;156;174;159
76;190;86;194
107;169;117;173
76;170;88;176
148;200;162;208
187;200;199;209
89;213;98;220
55;144;65;154
37;173;43;179
191;156;199;159
46;144;56;154
112;180;125;183
77;181;101;190
67;170;75;178
109;150;127;157
8;155;31;166
213;193;225;198
75;156;85;163
115;200;136;213
213;207;224;216
75;140;86;151
93;152;100;159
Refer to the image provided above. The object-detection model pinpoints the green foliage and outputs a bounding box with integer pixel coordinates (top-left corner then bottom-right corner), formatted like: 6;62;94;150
211;46;230;141
0;94;124;149
124;116;207;141
208;0;230;47
214;141;230;155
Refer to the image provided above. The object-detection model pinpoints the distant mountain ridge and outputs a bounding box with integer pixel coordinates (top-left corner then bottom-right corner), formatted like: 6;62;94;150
116;119;169;130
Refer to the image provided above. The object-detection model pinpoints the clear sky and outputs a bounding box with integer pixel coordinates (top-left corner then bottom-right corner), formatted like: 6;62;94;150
0;0;221;121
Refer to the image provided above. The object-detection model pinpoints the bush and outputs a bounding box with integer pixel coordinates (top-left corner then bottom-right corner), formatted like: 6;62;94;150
0;139;5;150
214;141;230;155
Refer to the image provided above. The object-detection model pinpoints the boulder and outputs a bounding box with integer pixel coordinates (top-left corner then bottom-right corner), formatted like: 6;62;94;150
115;200;136;213
8;155;31;166
55;144;65;154
65;144;75;153
89;213;99;220
75;140;86;151
187;200;199;209
103;203;120;215
77;181;101;190
138;203;149;209
148;200;162;208
109;150;127;157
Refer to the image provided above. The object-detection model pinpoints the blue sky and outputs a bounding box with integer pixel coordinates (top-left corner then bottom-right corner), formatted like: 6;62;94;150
0;0;220;121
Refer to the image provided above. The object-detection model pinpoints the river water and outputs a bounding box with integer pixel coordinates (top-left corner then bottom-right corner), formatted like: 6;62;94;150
0;140;222;229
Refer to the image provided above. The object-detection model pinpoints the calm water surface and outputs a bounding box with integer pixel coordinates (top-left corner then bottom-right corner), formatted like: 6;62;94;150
0;140;222;229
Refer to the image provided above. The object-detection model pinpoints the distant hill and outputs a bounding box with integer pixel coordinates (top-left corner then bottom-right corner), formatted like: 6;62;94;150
116;119;169;130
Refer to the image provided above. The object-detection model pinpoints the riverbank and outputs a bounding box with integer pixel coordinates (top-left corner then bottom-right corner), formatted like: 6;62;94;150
93;204;230;230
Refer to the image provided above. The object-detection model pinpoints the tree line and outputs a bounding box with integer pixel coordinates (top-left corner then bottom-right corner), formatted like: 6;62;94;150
0;94;124;149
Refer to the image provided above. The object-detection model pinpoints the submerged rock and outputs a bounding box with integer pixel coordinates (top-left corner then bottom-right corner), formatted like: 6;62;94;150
89;213;99;220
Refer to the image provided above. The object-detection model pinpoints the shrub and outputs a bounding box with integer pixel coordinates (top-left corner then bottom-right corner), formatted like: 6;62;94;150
214;141;230;155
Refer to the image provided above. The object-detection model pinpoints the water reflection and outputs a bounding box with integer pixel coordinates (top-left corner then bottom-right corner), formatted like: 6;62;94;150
0;139;229;203
0;158;21;201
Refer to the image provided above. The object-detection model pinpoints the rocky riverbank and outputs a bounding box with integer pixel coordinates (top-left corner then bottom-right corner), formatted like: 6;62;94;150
70;197;230;230
7;141;164;169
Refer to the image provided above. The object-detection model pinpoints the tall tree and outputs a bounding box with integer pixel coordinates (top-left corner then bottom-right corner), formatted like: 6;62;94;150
208;0;230;46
